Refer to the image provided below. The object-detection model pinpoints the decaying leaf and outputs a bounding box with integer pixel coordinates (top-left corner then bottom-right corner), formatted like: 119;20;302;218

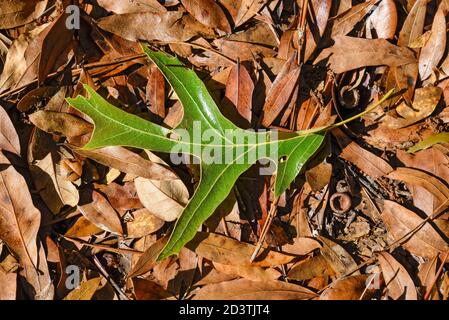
320;275;376;300
0;106;20;155
381;200;449;258
418;4;446;80
0;0;48;29
192;278;318;300
316;36;416;74
64;277;102;300
377;251;418;300
186;232;296;267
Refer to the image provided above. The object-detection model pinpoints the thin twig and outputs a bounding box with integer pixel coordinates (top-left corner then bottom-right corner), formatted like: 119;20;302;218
92;255;130;300
250;196;279;262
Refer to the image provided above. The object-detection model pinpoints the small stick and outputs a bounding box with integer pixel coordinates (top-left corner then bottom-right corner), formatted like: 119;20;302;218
250;196;279;262
92;255;130;300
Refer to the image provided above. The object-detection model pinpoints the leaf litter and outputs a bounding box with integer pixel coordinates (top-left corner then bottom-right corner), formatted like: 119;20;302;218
1;0;449;301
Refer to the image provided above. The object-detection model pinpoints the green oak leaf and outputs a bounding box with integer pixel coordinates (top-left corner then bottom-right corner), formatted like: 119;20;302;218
66;46;327;260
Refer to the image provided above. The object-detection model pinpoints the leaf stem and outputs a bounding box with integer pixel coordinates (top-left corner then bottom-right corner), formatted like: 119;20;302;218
294;88;396;137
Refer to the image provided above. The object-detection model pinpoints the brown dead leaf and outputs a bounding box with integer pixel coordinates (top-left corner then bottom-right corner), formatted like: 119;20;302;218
0;267;16;300
126;208;165;238
65;215;103;238
224;61;254;125
64;277;102;300
0;106;20;155
418;256;439;300
320;275;375;300
181;0;231;33
383;86;441;129
38;13;73;85
288;255;335;281
377;251;418;300
0;153;53;299
419;4;446;80
192;278;317;300
0;23;48;93
319;236;360;277
133;278;172;300
398;0;427;46
98;11;214;42
129;236;168;278
29;110;93;138
281;237;322;256
96;0;167;14
213;261;281;282
147;65;166;119
0;0;48;29
333;128;393;178
381;200;449;258
74;146;178;180
261;56;300;127
387;167;449;215
367;0;397;39
187;232;296;267
234;0;269;27
303;0;332;61
30;151;79;214
78;190;123;236
397;148;449;215
95;182;143;214
135;176;189;222
332;0;379;38
317;35;416;74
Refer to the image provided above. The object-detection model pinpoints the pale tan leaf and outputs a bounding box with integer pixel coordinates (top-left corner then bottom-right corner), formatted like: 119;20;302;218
419;5;446;80
30;152;79;214
126;208;165;238
386;86;442;129
135;176;189;222
0;106;20;155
